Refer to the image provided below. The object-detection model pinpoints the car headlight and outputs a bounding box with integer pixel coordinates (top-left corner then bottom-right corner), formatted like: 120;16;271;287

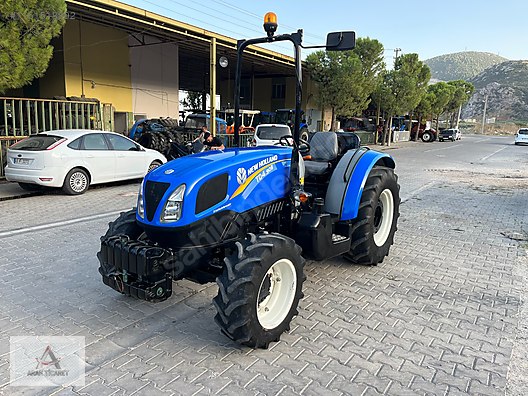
137;179;145;218
161;184;186;223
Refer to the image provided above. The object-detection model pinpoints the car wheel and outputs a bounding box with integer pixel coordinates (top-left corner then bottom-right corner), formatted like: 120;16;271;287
148;160;162;172
63;168;90;195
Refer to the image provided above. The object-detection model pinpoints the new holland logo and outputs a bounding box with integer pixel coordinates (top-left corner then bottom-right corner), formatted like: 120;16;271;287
164;169;174;175
236;167;247;185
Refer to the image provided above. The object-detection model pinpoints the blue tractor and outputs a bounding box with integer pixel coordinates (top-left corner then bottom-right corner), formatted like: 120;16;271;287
97;14;400;348
274;108;310;140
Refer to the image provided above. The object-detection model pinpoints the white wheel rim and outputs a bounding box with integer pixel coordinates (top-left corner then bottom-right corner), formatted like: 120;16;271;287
373;189;394;247
257;258;297;330
70;172;88;193
423;134;430;141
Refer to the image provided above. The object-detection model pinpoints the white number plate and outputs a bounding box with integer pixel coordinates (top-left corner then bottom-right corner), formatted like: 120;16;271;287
14;158;30;165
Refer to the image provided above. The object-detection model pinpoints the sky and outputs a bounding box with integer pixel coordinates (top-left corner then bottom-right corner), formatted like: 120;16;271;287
124;0;527;66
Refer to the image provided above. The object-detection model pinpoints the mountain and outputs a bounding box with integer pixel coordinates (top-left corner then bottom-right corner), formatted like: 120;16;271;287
425;51;508;81
462;60;528;121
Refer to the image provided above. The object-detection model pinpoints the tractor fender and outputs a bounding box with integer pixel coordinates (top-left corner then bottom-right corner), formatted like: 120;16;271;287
324;148;395;221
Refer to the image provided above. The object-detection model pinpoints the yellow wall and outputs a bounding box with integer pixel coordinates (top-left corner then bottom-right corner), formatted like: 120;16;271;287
63;20;132;112
252;78;272;111
39;37;66;98
284;77;296;109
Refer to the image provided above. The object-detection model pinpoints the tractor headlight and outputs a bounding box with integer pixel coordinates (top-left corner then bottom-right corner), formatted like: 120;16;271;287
137;179;145;218
161;184;186;222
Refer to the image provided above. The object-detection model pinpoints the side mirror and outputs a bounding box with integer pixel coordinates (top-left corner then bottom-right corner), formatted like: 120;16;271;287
326;31;356;51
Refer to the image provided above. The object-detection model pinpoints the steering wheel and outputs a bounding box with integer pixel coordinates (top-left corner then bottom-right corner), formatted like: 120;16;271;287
277;135;311;152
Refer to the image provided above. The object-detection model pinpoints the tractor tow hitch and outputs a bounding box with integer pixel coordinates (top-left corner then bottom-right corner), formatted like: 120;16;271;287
98;235;173;302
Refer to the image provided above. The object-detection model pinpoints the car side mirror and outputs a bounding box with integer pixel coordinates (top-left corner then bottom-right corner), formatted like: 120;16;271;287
326;31;356;51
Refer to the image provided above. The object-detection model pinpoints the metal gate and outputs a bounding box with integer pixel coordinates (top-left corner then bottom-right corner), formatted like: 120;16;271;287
0;97;112;177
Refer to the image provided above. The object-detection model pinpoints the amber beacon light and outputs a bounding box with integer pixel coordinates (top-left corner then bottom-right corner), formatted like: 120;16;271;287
263;12;278;37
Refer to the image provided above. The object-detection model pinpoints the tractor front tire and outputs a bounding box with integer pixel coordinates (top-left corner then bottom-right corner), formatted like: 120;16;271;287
345;166;400;265
213;233;305;349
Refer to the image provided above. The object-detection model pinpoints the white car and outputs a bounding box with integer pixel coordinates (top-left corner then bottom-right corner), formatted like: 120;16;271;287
515;128;528;145
5;129;166;195
253;124;292;146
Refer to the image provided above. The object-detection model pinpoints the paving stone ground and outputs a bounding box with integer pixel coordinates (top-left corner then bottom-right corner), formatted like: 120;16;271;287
0;136;526;395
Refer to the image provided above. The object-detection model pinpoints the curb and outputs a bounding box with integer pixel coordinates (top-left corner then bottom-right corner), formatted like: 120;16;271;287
0;190;42;202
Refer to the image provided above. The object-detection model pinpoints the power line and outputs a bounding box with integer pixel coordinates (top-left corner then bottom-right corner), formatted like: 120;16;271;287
163;0;298;49
211;0;325;42
141;0;294;53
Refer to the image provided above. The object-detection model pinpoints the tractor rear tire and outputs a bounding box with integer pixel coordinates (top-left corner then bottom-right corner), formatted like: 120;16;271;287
213;233;305;349
421;131;433;142
345;166;400;265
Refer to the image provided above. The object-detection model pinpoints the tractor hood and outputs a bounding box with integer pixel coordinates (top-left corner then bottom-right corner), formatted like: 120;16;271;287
137;147;292;228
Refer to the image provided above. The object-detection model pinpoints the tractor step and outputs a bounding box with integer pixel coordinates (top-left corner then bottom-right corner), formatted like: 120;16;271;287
332;234;348;243
330;234;351;257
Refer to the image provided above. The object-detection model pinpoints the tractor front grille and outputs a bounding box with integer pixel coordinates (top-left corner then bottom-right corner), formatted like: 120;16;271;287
145;181;171;221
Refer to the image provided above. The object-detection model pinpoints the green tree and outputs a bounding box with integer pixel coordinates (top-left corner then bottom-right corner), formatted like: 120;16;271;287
394;53;431;112
353;37;385;103
180;91;203;110
446;80;475;127
372;55;430;145
428;82;456;130
0;0;66;93
413;91;434;141
306;38;384;131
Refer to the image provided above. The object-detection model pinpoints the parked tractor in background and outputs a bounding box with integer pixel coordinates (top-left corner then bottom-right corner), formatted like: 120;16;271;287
97;13;400;348
275;108;310;141
129;114;227;156
223;109;260;134
410;122;437;142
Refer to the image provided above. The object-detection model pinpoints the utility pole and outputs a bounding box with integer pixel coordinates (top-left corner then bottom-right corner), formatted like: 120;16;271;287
481;94;488;134
209;37;217;136
394;48;401;67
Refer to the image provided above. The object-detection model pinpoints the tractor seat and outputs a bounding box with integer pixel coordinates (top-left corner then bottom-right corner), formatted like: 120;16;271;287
304;132;339;176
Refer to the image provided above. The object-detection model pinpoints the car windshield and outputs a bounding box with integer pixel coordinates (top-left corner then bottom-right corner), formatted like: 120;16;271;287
257;126;291;140
519;129;528;135
9;134;63;151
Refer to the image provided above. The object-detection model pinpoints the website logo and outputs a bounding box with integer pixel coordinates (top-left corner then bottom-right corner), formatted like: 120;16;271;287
10;336;85;387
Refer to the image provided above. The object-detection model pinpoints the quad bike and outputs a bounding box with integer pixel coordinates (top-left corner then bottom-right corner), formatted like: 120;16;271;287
97;14;400;348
